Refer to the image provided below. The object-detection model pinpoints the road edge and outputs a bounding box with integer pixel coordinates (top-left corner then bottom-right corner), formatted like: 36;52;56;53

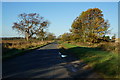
3;42;53;61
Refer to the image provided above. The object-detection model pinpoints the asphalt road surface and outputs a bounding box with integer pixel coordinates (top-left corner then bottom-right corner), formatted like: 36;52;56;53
3;42;101;79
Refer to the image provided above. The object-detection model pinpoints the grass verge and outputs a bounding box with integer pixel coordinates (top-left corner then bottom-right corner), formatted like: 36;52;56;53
3;41;52;61
59;42;119;78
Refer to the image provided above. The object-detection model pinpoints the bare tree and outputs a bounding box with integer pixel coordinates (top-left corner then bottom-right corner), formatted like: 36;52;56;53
12;13;50;41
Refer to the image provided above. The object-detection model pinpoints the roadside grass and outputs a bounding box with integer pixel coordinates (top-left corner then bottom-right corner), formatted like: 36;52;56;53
59;42;119;78
2;39;53;60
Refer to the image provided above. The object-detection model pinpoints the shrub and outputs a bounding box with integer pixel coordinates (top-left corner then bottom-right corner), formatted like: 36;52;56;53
98;42;118;53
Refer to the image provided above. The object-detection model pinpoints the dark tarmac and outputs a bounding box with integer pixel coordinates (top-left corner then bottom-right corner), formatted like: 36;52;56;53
3;42;102;79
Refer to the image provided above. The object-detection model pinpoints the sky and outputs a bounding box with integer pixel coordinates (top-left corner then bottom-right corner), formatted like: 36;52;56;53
2;2;118;38
1;0;119;2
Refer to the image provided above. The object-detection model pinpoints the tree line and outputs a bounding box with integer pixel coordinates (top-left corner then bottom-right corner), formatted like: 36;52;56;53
12;8;116;42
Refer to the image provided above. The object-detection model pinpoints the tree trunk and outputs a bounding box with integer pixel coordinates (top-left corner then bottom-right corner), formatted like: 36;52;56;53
25;32;29;41
41;38;44;41
83;32;86;42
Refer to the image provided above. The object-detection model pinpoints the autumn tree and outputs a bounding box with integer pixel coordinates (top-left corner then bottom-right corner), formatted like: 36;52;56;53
12;13;49;41
36;30;47;41
45;32;56;40
112;34;116;40
71;8;110;43
102;35;110;42
61;33;71;41
56;35;62;40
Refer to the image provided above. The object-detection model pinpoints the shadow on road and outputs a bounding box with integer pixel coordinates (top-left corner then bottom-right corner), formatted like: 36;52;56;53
3;48;78;78
3;44;101;79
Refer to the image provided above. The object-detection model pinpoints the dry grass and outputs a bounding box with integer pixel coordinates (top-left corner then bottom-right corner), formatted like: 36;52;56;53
97;42;120;53
2;39;53;57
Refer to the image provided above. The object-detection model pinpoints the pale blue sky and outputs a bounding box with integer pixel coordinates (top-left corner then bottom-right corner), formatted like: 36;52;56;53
2;0;119;2
2;2;118;37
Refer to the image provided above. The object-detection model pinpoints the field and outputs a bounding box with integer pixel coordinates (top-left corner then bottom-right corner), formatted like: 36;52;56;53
58;41;119;78
2;39;53;60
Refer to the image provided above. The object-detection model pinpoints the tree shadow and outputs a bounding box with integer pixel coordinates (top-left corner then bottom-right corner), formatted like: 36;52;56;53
3;48;74;78
3;46;103;79
61;46;118;78
59;46;104;78
60;46;99;59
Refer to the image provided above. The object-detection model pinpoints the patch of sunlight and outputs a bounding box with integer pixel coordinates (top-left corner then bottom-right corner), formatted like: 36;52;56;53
59;52;67;58
61;55;67;58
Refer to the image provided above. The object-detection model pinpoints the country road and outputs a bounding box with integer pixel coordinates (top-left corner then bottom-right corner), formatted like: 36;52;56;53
3;42;101;79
